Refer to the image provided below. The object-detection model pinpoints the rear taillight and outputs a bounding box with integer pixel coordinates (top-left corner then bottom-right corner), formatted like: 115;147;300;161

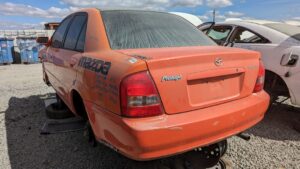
120;71;163;117
253;61;265;93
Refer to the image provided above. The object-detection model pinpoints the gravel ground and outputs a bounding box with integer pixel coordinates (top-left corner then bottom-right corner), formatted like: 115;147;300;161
0;64;299;169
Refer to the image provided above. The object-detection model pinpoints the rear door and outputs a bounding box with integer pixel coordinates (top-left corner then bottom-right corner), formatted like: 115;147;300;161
55;13;88;100
230;27;271;51
229;27;283;74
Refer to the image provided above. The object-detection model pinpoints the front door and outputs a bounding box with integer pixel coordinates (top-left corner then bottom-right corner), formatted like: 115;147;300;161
47;15;73;95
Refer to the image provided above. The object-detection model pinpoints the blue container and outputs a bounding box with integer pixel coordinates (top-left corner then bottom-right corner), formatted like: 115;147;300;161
32;47;39;62
0;47;3;64
6;38;14;63
0;38;14;64
0;39;6;64
17;38;40;64
20;49;39;64
21;49;34;63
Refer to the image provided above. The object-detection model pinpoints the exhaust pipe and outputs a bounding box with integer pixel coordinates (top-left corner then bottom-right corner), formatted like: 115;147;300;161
237;133;251;141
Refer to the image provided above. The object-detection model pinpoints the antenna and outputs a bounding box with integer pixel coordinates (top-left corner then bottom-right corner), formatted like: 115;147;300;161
213;9;216;22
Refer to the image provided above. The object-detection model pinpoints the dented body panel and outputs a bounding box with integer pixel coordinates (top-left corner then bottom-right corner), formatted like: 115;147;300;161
86;91;268;160
41;8;270;161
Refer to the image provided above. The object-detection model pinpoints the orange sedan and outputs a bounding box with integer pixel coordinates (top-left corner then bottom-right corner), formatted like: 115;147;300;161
38;8;269;161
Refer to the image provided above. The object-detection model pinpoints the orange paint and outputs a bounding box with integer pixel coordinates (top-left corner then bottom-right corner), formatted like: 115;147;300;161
41;8;270;161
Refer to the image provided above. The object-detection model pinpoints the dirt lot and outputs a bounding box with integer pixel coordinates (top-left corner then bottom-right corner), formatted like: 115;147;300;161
0;64;299;169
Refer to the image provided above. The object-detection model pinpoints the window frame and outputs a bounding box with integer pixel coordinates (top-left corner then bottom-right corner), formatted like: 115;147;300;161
203;25;234;45
51;12;88;53
74;21;87;52
51;15;74;49
206;25;233;41
62;12;88;52
229;26;271;44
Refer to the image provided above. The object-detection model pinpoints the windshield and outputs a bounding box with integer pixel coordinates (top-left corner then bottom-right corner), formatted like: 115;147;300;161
264;23;300;41
101;10;216;50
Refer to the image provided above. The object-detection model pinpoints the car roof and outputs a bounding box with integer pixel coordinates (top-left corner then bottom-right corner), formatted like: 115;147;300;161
169;12;202;26
209;20;289;43
222;19;280;26
231;19;280;25
99;9;169;14
284;20;300;26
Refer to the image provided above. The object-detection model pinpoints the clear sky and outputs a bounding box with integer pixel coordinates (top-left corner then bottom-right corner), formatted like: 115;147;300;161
0;0;300;29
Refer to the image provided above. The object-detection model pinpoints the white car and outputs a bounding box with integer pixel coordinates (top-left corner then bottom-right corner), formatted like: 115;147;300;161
285;20;300;27
199;20;300;106
170;12;202;26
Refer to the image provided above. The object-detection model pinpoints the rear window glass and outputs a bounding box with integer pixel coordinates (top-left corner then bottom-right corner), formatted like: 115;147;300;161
265;23;300;41
208;26;232;41
101;10;216;49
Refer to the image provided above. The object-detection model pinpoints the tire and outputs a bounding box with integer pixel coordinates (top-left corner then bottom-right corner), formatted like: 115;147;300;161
43;71;51;86
219;140;228;157
84;121;97;147
219;157;233;169
265;89;277;113
45;103;74;119
171;157;232;169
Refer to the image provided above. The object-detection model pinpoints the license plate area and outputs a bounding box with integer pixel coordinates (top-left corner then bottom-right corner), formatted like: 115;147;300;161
187;74;242;106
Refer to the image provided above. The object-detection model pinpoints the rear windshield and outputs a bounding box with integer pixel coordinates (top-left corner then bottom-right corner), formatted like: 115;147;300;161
101;10;215;49
264;23;300;41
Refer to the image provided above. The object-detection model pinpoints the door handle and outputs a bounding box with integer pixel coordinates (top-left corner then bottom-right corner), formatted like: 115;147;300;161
70;58;77;67
287;55;298;66
281;54;299;66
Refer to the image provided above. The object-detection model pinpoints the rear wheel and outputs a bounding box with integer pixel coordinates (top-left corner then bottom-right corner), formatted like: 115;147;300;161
72;91;97;147
45;94;74;119
264;71;290;112
172;157;231;169
212;158;233;169
172;140;228;169
86;121;97;147
43;71;51;86
45;102;74;119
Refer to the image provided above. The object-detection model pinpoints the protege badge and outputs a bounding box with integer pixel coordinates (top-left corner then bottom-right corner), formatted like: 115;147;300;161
161;75;182;82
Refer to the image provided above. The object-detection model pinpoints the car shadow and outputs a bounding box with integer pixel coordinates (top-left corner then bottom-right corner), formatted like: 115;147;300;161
246;101;300;141
5;94;299;169
4;94;170;169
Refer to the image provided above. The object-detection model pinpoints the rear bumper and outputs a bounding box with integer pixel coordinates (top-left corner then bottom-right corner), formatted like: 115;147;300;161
86;91;269;161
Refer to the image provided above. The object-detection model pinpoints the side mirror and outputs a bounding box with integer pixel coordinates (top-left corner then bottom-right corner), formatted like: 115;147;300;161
281;53;299;66
36;37;50;46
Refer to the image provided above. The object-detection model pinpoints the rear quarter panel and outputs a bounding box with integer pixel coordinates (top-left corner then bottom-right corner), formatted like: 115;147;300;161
71;9;149;115
75;51;147;115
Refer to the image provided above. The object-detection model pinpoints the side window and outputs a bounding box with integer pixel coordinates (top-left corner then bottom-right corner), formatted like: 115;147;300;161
64;15;87;50
76;23;87;52
207;26;232;45
232;28;269;43
51;16;72;48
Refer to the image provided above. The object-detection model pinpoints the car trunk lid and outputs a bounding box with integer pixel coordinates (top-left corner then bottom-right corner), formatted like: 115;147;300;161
116;46;260;114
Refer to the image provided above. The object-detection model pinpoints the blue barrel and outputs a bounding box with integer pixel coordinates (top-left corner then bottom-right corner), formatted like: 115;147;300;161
21;49;34;63
5;38;14;63
0;38;14;64
20;48;40;64
0;47;3;64
32;47;39;63
17;38;40;64
0;39;6;64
